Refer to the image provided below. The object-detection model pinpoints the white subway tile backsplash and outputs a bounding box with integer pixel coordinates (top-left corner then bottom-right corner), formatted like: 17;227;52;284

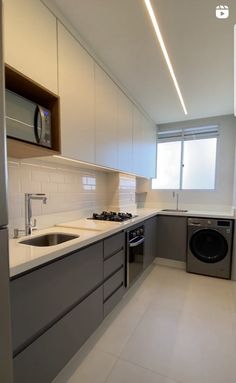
31;170;50;183
7;158;137;238
20;179;42;194
57;183;74;193
107;173;136;211
30;199;43;217
8;194;23;219
41;182;58;193
8;166;21;193
7;158;110;237
50;172;65;184
64;173;80;184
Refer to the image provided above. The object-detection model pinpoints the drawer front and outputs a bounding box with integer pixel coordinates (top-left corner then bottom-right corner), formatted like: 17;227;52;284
104;267;124;301
104;231;124;259
13;286;103;383
104;285;125;317
11;242;103;354
104;249;124;279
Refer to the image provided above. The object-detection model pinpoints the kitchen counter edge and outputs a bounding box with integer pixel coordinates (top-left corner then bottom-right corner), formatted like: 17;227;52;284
9;208;235;277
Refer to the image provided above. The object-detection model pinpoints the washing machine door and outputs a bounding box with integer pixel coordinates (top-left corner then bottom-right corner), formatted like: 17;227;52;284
190;228;228;263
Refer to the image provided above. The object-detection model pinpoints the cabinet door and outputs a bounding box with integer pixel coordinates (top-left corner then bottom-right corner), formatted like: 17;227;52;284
95;64;118;168
58;23;95;163
104;231;125;259
13;287;103;383
144;216;157;269
132;106;145;176
4;0;58;94
143;117;157;178
11;242;103;354
156;216;187;262
117;89;133;173
133;106;156;178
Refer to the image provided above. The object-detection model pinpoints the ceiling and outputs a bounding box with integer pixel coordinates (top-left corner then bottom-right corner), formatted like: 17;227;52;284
50;0;236;124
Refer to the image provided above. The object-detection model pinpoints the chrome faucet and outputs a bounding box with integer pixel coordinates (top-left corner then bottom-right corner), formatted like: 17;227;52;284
14;193;47;238
173;191;179;211
25;193;47;235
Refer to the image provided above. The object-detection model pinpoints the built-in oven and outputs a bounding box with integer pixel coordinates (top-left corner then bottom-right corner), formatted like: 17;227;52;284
126;225;145;287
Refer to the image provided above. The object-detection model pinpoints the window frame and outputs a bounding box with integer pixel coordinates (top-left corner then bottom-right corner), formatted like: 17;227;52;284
152;127;219;191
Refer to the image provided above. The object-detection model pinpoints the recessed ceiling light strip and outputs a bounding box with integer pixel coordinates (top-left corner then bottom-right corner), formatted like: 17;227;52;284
144;0;188;115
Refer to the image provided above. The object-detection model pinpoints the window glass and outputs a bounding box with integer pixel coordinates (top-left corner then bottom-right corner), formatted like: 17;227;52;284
182;138;217;189
152;141;181;189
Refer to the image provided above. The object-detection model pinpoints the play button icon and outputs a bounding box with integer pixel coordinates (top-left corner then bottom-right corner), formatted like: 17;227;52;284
216;5;229;19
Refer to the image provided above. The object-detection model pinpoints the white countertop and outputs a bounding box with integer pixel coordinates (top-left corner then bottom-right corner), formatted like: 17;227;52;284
9;208;235;277
157;209;235;220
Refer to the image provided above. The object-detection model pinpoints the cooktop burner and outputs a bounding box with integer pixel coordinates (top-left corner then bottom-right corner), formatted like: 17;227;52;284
89;211;135;222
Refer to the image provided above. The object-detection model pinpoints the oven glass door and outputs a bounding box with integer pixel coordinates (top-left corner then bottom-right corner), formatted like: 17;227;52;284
128;235;144;286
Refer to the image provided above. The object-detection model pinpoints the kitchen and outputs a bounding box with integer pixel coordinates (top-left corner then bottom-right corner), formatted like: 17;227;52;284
1;0;236;382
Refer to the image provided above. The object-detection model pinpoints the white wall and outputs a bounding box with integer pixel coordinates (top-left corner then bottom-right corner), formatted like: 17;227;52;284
137;115;236;212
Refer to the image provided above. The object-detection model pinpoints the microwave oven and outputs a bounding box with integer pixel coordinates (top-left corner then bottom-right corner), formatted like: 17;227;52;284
5;89;52;148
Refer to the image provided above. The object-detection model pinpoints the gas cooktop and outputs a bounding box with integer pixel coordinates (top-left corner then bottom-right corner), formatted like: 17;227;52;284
88;211;136;222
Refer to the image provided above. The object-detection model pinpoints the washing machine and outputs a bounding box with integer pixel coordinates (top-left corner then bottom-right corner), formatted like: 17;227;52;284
187;217;233;279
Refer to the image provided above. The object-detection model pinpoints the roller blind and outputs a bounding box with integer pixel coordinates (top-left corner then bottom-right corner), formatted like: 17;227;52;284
158;124;219;142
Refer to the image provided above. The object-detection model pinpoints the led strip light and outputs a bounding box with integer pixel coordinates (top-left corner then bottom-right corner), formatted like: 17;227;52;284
144;0;188;115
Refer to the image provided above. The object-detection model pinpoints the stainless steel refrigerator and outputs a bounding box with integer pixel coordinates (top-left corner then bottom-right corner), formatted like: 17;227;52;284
0;1;13;381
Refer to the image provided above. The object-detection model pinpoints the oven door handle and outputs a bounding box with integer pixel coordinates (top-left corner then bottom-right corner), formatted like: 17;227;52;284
129;236;145;247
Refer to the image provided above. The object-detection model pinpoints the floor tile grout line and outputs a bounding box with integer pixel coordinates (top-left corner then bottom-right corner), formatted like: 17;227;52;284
117;355;183;383
103;356;121;383
54;266;236;383
101;268;184;382
94;296;154;360
95;267;164;358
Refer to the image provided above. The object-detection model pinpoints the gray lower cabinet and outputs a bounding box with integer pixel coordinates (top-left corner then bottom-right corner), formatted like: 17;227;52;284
11;242;103;354
13;286;103;383
10;217;187;383
104;249;124;278
103;232;126;317
156;215;187;261
104;231;124;259
104;268;124;300
104;284;125;317
144;216;157;269
11;231;127;383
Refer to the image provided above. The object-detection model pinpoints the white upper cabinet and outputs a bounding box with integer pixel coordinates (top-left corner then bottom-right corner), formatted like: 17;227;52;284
58;23;95;163
133;106;145;176
117;89;133;173
4;0;58;94
143;117;157;178
133;106;157;178
95;64;118;169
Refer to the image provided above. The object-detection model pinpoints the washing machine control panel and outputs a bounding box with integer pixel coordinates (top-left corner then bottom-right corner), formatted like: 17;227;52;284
217;220;230;227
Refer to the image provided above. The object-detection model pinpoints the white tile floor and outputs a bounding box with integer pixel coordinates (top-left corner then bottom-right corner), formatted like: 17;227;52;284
53;265;236;383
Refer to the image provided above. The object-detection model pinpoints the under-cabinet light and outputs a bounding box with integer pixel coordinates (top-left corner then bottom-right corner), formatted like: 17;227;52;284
144;0;188;115
53;155;141;177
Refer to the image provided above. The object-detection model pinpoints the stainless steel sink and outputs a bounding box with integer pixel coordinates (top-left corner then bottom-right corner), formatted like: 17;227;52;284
20;233;79;247
161;209;188;212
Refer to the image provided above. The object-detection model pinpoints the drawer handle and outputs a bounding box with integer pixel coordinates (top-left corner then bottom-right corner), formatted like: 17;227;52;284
104;247;123;260
104;265;124;282
104;282;124;303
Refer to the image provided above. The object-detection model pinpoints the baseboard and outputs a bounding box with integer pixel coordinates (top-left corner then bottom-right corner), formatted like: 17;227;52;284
154;257;186;270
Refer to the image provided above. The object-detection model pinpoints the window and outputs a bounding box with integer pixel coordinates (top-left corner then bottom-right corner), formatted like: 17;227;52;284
152;125;218;190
